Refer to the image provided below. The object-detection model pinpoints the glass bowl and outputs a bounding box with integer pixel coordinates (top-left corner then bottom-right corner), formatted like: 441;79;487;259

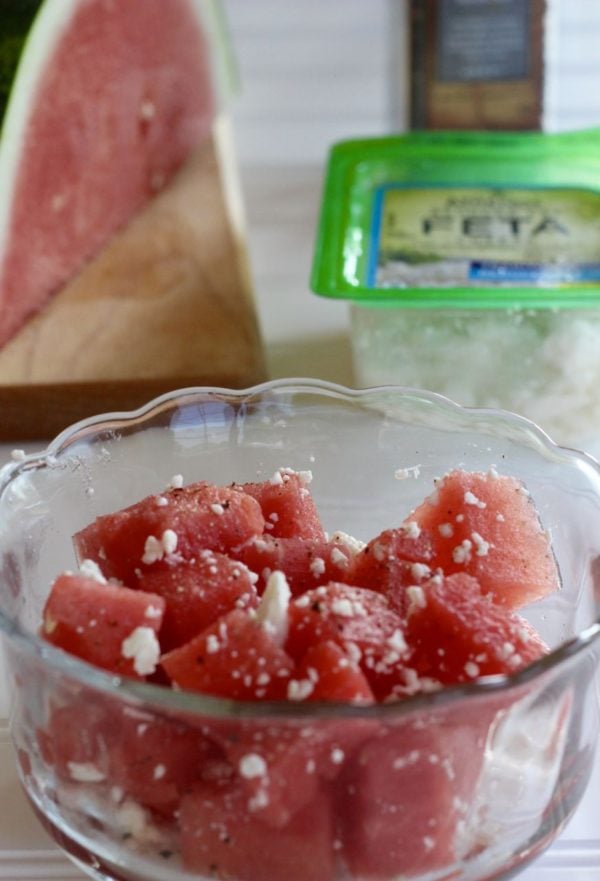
1;378;600;881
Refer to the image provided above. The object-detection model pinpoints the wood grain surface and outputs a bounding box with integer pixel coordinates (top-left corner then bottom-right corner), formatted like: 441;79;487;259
0;135;267;439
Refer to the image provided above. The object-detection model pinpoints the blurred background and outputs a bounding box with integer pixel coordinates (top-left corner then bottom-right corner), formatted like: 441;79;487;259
222;0;600;383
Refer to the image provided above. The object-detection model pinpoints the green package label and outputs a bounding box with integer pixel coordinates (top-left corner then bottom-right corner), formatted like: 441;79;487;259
311;131;600;308
371;187;600;289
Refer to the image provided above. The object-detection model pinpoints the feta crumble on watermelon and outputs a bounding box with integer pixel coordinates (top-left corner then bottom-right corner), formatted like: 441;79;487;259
37;466;561;880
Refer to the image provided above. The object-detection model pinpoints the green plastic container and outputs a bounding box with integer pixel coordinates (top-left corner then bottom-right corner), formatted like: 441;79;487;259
311;130;600;451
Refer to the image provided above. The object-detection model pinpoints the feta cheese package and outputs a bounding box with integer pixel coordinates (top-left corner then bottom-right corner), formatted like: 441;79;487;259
311;129;600;451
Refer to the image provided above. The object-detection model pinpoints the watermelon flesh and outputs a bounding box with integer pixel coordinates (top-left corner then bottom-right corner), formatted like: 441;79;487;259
404;573;548;686
160;608;295;701
338;716;489;879
42;572;165;678
179;780;336;881
34;467;563;880
234;535;352;596
73;482;265;585
138;551;259;651
0;0;215;347
235;469;325;540
408;469;560;609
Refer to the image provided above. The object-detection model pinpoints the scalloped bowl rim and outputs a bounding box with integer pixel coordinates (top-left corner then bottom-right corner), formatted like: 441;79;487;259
1;377;599;721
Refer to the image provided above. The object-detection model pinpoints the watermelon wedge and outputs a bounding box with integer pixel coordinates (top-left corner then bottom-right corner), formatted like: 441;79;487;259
0;0;220;348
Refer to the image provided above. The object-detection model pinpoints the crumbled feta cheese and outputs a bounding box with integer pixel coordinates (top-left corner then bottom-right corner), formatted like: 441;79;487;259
287;679;314;701
167;474;184;490
115;799;162;844
330;598;355;617
345;641;362;664
330;547;349;568
144;605;162;619
406;585;427;613
331;531;366;556
68;762;106;782
411;562;431;581
402;520;421;539
248;789;270;811
393;750;421;769
394;464;421;480
464;661;480;678
387;629;408;656
155;495;169;507
309;556;326;578
254;571;291;645
471;531;491;557
142;535;163;565
464;491;486;509
210;503;225;516
373;541;386;561
330;748;345;764
239;753;268;779
452;539;473;564
438;522;454;538
162;529;178;555
206;634;221;654
279;467;313;485
142;530;178;564
10;448;26;461
79;559;107;584
121;627;160;676
139;99;156;120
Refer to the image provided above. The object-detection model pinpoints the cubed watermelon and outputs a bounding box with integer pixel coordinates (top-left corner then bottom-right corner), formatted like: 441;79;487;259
180;778;335;881
39;694;121;783
223;713;376;828
347;524;436;614
236;468;325;540
160;608;294;700
338;717;487;879
408;470;560;609
42;573;165;678
405;573;548;685
108;708;224;816
138;551;258;651
286;583;410;700
74;482;265;585
295;641;374;704
40;695;225;817
235;535;352;596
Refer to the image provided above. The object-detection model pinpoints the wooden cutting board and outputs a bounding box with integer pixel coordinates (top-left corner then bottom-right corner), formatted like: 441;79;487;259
0;129;267;440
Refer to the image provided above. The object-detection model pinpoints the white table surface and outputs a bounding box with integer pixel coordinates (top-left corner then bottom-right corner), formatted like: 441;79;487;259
1;1;600;877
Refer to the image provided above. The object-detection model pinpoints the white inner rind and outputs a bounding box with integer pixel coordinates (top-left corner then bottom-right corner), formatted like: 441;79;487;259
0;0;80;267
